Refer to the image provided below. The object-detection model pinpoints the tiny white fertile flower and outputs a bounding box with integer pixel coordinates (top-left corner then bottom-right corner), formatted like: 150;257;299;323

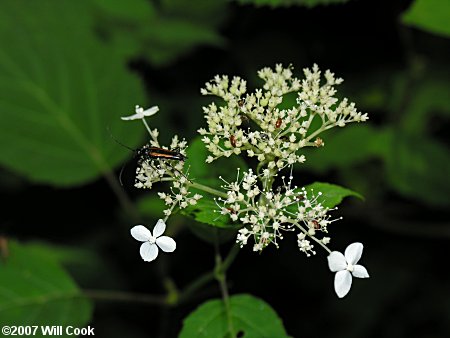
130;219;176;262
121;105;159;120
327;242;369;298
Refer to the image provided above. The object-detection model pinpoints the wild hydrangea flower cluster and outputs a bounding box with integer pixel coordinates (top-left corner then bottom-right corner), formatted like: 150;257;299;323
122;64;370;298
132;127;202;217
217;168;336;255
198;64;368;170
134;132;186;187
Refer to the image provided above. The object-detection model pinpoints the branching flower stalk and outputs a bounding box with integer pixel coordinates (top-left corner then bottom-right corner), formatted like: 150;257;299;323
124;64;370;298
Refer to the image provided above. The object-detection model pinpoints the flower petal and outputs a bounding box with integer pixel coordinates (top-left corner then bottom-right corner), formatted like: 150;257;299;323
130;225;152;242
334;270;352;298
327;251;347;272
156;236;176;252
352;265;369;278
140;242;159;262
153;219;166;237
121;113;143;120
121;106;159;120
344;242;363;265
142;106;159;117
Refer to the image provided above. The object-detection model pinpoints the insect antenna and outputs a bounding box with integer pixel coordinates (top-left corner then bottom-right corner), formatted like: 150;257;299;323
118;162;129;186
106;126;136;152
107;126;138;186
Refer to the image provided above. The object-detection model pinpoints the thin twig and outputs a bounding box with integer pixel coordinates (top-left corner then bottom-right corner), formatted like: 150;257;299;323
83;289;166;305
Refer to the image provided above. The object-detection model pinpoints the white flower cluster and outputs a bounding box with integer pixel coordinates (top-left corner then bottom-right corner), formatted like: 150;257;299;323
198;64;368;170
158;186;202;217
135;134;187;189
217;168;338;254
134;134;202;216
298;64;368;127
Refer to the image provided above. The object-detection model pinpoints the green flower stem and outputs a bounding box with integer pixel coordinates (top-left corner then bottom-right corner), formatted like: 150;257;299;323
214;240;235;337
141;118;158;143
221;244;240;272
83;289;166;305
310;235;332;254
163;203;177;223
256;159;268;175
305;123;334;142
163;278;178;305
288;218;332;254
188;181;228;199
217;273;234;337
257;164;277;204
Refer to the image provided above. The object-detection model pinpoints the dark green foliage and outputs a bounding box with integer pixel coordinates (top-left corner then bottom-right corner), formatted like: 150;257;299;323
179;294;289;338
0;241;92;328
304;182;363;208
0;0;146;186
236;0;350;8
402;0;450;38
181;198;240;229
93;0;227;66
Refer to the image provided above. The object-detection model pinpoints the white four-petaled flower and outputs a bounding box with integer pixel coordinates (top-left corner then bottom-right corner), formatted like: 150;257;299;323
131;219;176;262
327;242;369;298
121;105;159;120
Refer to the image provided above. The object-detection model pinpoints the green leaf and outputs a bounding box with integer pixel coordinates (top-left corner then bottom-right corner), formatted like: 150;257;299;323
185;137;212;179
0;241;93;327
236;0;349;8
181;198;239;229
5;241;117;291
402;0;450;38
140;18;225;66
93;0;156;21
179;294;289;338
400;75;450;135
96;0;227;66
18;242;99;267
386;133;450;207
161;0;228;25
0;0;146;186
302;125;392;173
381;69;450;206
304;182;363;208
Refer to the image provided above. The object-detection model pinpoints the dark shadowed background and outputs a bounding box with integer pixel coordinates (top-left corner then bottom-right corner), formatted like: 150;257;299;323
1;0;449;337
